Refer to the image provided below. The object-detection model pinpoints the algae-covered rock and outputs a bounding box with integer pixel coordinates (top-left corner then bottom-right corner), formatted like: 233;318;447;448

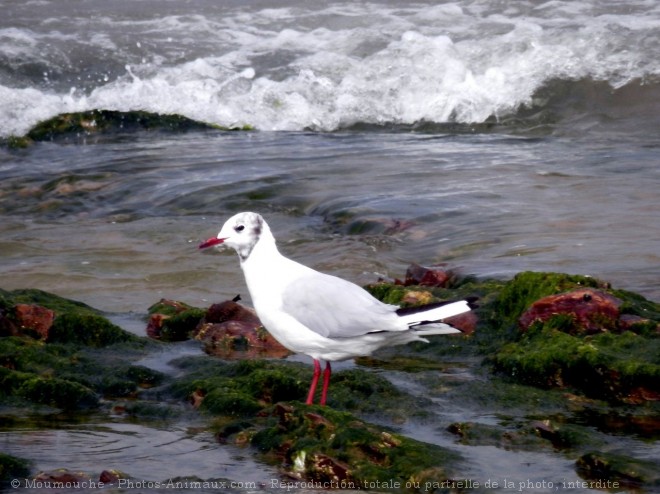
576;451;660;490
519;288;622;335
251;403;460;487
146;298;206;341
0;289;164;411
387;271;660;404
0;452;31;484
168;359;309;417
0;288;136;347
165;355;463;485
0;335;164;410
48;313;133;347
16;110;251;144
0;365;98;409
193;299;286;358
0;288;100;317
489;272;605;329
169;357;425;420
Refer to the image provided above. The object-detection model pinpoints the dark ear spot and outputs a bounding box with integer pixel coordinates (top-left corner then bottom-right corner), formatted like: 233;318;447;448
253;215;263;236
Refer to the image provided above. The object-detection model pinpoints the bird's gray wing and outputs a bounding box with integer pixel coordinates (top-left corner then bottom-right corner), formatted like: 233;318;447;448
280;272;402;338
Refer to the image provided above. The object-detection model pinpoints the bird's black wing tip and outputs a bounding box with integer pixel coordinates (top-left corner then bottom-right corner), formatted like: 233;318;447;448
396;297;479;316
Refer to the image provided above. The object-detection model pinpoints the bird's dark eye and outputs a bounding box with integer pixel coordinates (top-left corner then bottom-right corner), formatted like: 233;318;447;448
234;225;245;232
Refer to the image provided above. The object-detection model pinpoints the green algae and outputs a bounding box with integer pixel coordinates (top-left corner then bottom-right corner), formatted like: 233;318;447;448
490;271;603;328
576;451;660;489
147;299;196;317
0;288;100;317
491;319;660;402
26;110;245;141
158;309;206;342
0;288;164;412
1;110;253;148
0;336;165;410
250;403;460;487
366;272;660;404
0;452;31;484
47;313;135;347
0;366;99;410
168;356;423;420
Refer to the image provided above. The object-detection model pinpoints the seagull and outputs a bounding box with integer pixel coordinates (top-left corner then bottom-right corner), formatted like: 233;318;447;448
200;212;473;406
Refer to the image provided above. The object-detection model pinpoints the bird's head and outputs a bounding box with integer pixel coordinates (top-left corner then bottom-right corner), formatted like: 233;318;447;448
199;211;267;262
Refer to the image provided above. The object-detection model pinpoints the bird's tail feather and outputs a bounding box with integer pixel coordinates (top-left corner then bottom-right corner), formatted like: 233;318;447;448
396;299;474;327
411;322;462;335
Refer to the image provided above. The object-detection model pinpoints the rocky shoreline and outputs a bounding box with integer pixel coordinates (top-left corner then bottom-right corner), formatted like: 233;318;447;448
1;269;659;491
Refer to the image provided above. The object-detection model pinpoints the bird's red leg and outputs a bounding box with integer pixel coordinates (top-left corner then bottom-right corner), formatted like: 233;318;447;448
306;359;321;405
320;361;331;406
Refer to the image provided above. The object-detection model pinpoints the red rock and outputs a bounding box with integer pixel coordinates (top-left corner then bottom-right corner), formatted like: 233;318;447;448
444;311;478;335
196;320;290;359
99;470;127;483
519;288;622;335
623;387;660;404
404;263;454;287
619;314;660;333
13;304;55;340
203;300;260;326
146;313;169;339
190;388;206;408
308;453;351;483
34;469;91;483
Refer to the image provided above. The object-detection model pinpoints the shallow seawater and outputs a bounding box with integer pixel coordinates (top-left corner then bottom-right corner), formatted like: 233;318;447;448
0;419;273;487
1;129;659;314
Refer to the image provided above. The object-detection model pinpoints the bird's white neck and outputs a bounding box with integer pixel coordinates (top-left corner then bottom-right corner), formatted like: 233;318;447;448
239;224;291;308
239;222;280;267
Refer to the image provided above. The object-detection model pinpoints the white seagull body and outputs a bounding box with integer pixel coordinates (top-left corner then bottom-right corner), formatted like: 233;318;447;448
200;212;473;405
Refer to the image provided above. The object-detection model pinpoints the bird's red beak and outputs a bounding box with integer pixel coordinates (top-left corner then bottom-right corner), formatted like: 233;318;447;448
199;237;226;249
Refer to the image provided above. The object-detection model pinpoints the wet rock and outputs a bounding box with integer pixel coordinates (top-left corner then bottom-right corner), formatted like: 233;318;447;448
0;288;101;316
519;288;621;335
146;313;169;339
148;298;194;317
492;326;660;403
0;452;31;483
196;320;291;359
202;299;261;326
146;300;206;341
47;312;133;347
0;309;18;337
447;421;549;450
576;452;660;490
444;310;478;335
531;420;596;450
250;403;459;486
2;300;128;347
16;110;252;145
193;299;289;358
491;271;605;328
488;272;660;403
34;468;91;484
619;313;660;333
0;289;134;347
0;366;99;409
405;263;456;287
99;469;129;483
13;304;55;340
